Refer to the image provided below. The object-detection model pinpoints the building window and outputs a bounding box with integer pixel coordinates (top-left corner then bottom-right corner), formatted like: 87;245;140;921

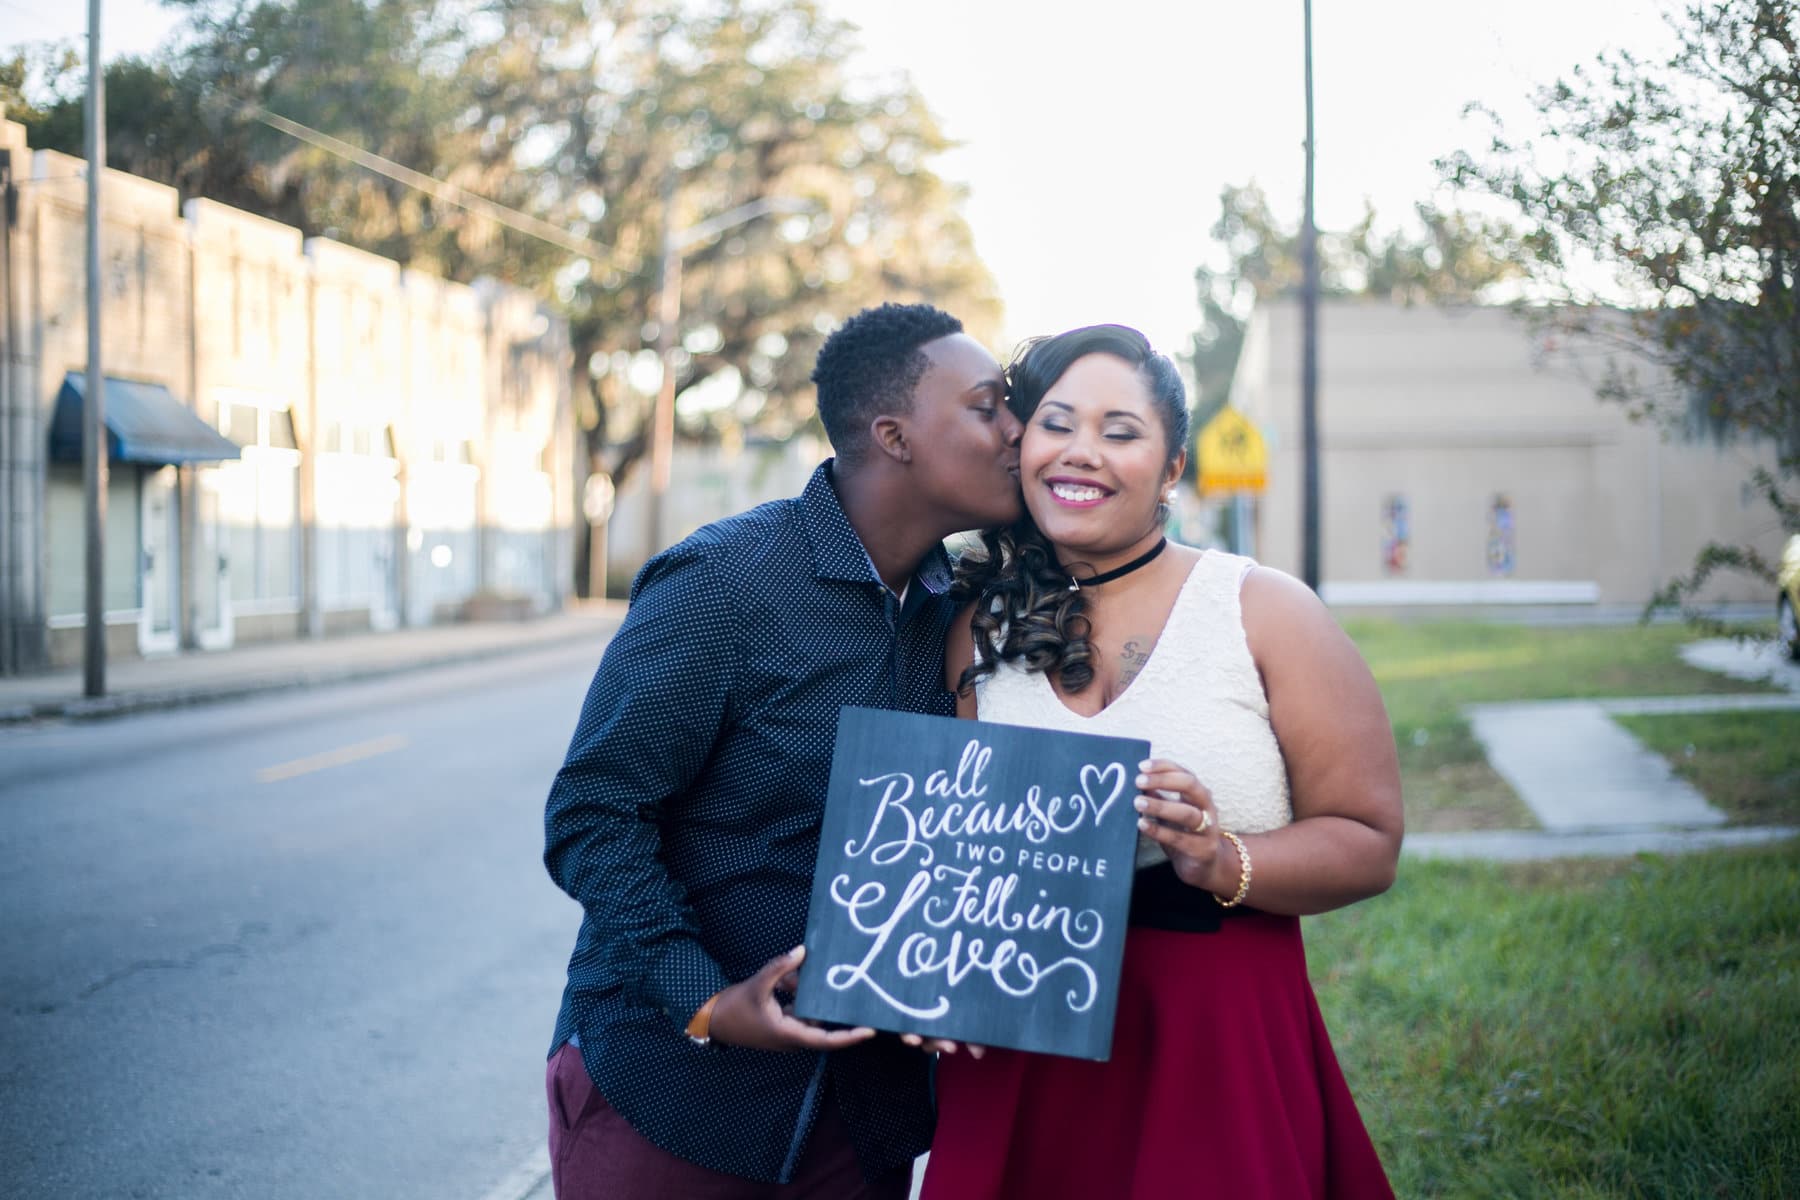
321;419;396;460
429;436;473;465
1486;494;1516;577
268;408;298;450
1381;494;1409;576
225;401;259;448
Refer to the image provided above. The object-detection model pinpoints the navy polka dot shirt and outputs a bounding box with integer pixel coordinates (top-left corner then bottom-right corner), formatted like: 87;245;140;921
545;462;956;1184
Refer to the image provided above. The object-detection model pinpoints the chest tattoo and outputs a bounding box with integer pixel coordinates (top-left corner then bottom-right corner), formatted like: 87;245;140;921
1117;636;1155;688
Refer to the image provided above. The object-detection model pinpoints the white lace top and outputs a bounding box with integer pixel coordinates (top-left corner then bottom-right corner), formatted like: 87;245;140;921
974;550;1293;868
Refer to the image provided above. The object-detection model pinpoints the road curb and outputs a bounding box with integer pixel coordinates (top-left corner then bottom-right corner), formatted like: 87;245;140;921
475;1146;552;1200
0;620;620;727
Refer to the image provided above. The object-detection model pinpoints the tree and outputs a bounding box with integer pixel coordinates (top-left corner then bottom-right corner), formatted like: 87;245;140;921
11;0;997;461
1;45;76;128
1187;182;1520;427
7;0;1002;593
1441;0;1799;621
466;1;999;477
15;0;545;284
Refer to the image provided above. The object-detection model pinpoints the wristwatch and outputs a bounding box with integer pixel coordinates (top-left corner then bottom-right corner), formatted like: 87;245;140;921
686;992;721;1047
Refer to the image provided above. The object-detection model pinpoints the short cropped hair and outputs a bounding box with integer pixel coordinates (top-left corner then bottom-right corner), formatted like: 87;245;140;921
811;303;963;462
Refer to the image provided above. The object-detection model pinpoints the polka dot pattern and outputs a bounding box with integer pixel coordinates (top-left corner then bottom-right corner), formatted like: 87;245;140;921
545;462;954;1184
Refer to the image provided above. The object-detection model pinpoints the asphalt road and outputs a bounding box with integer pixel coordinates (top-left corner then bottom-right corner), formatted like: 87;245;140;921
1;645;601;1199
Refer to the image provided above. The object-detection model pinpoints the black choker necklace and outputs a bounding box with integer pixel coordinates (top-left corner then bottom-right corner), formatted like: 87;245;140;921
1066;537;1168;591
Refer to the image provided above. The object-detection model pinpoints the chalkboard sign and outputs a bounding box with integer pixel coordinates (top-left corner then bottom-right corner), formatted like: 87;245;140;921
794;706;1149;1061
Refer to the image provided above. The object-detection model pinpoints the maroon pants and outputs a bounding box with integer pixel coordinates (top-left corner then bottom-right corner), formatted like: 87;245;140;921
546;1042;912;1200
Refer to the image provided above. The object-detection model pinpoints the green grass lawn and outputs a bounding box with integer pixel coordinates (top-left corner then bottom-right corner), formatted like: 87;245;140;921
1308;841;1800;1198
1615;709;1800;826
1343;621;1778;833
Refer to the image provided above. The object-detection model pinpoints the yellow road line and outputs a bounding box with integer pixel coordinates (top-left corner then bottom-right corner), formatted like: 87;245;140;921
257;733;409;783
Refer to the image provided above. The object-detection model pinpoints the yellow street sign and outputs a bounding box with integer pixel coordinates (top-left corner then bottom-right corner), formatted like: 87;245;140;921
1196;406;1267;496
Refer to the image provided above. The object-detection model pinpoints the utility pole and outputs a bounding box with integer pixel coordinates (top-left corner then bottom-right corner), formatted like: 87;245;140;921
0;146;16;676
84;0;107;697
639;189;810;559
645;175;680;558
1298;0;1321;593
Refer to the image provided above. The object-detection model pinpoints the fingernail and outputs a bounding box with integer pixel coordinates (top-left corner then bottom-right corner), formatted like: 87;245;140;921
789;945;806;961
1135;774;1149;787
1139;759;1154;770
1137;817;1151;831
1133;797;1147;812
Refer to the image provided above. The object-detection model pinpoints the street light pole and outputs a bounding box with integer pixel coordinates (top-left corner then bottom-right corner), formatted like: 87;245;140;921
0;148;16;676
83;0;107;697
1299;0;1321;593
640;189;812;558
645;176;681;556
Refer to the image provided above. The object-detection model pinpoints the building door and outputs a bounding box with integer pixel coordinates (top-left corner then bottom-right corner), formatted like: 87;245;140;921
140;467;179;654
195;470;234;649
406;462;479;626
369;469;402;631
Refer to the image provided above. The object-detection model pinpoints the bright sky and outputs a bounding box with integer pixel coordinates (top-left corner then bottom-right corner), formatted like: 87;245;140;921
12;0;1679;357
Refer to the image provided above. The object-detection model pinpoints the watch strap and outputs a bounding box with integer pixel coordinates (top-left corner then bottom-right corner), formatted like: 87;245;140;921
685;991;722;1046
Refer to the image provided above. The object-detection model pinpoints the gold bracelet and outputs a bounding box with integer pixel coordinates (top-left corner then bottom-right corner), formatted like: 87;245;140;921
1217;831;1252;908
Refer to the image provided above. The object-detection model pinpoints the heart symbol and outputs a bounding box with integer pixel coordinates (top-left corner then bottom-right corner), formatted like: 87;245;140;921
1079;762;1127;827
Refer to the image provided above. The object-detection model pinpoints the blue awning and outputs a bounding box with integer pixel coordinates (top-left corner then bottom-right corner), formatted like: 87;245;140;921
49;373;242;465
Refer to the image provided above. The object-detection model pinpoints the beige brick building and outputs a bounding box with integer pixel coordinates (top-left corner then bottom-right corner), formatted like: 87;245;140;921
1228;298;1785;609
0;118;574;673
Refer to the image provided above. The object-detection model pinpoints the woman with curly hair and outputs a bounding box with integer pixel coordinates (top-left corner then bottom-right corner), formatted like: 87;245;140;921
915;324;1401;1199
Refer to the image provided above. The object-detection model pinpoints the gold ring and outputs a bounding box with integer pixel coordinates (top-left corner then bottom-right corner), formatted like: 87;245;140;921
1192;810;1213;835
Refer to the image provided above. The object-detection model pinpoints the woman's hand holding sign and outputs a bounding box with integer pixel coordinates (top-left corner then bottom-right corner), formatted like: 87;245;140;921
1133;758;1238;899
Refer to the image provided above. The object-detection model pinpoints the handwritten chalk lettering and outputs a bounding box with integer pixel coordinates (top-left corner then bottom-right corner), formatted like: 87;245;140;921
830;830;1107;1014
1016;847;1109;878
844;771;925;865
924;739;992;800
953;841;1006;865
843;739;1130;872
799;709;1147;1060
822;866;1103;1016
893;930;1100;1013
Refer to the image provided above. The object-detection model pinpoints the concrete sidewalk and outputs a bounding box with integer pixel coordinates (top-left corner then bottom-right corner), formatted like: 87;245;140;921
0;602;626;724
1680;636;1800;691
1465;699;1732;832
1413;642;1800;861
1405;825;1797;861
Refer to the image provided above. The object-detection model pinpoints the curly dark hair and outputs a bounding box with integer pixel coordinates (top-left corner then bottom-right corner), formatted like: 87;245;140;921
811;303;964;463
953;324;1188;695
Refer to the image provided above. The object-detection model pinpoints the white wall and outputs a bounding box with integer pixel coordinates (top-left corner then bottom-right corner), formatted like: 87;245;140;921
1231;299;1783;606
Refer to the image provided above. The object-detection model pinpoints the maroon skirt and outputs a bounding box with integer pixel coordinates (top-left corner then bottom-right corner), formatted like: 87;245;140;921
920;912;1393;1200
